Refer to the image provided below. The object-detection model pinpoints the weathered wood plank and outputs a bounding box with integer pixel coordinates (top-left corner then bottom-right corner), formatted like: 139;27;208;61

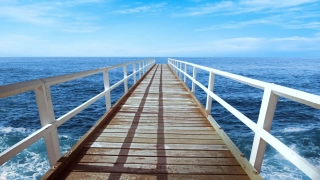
114;112;205;117
92;133;221;139
80;148;234;158
111;116;208;121
65;163;247;174
107;122;210;127
89;137;225;145
61;172;250;180
97;128;216;134
85;142;229;150
118;108;202;114
101;125;215;131
73;155;239;165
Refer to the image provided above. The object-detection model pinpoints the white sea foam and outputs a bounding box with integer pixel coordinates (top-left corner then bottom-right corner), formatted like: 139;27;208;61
261;151;307;180
0;148;49;180
0;133;78;179
0;127;33;134
283;127;309;133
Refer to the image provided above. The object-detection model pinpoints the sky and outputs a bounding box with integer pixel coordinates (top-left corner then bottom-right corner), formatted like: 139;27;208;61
0;0;320;57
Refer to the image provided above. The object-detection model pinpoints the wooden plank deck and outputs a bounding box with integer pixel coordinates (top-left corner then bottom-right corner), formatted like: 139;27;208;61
42;64;252;180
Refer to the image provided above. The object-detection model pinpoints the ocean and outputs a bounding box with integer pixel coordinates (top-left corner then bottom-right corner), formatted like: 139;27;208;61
0;57;319;179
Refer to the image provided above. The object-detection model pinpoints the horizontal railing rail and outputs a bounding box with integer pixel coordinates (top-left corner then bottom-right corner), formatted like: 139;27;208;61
0;59;156;166
168;58;320;179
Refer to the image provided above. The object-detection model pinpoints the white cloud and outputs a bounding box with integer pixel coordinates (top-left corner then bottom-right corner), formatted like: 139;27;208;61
181;0;318;16
197;19;273;31
0;5;58;25
2;34;319;56
196;10;320;31
184;1;234;16
0;0;104;32
284;22;320;29
240;0;317;8
113;2;166;14
138;36;320;56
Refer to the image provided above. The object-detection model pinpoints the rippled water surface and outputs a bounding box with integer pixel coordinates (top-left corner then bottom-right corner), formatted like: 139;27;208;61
0;57;319;179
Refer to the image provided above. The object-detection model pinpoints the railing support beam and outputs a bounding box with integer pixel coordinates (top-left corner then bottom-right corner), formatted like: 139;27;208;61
192;67;197;93
184;64;187;83
133;63;137;84
143;61;145;74
123;65;128;93
205;72;215;114
179;62;182;79
35;82;61;166
139;62;142;79
249;87;278;173
103;69;111;111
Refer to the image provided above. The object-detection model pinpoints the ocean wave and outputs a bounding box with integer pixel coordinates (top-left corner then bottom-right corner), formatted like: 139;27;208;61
283;127;310;133
0;127;34;134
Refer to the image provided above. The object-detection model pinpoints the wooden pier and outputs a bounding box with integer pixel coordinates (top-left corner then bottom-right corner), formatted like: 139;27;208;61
2;58;319;179
41;64;256;179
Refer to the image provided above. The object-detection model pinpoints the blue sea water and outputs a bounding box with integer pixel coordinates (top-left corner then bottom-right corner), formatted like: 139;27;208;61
0;57;319;179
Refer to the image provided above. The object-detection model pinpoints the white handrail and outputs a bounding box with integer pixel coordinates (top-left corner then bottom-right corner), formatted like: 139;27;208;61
0;59;156;166
0;59;153;98
168;58;320;179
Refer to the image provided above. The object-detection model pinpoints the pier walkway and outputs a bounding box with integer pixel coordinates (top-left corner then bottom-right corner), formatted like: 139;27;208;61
2;58;319;179
42;64;253;179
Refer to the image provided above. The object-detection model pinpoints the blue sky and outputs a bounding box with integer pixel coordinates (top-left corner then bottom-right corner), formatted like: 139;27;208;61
0;0;320;57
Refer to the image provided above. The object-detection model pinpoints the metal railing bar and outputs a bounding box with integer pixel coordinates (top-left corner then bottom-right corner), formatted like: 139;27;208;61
55;90;107;127
169;61;257;131
168;59;320;179
260;129;320;179
0;124;54;166
169;58;268;89
169;59;320;109
272;85;320;109
0;59;155;167
0;79;43;98
0;59;153;99
56;60;154;127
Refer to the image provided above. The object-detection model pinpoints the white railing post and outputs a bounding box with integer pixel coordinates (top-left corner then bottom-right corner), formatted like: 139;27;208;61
205;72;215;114
103;69;111;111
143;61;147;74
184;63;187;83
177;61;179;75
35;81;61;166
179;62;182;79
192;66;197;93
133;62;136;84
174;61;177;74
249;87;278;173
123;65;128;93
139;61;142;79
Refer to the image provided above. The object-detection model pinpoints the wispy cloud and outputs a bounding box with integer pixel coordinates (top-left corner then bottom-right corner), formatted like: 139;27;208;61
240;0;317;8
0;0;104;32
197;19;273;31
284;22;320;29
149;35;320;56
181;0;318;16
1;33;319;56
194;0;320;31
113;2;166;14
197;16;320;31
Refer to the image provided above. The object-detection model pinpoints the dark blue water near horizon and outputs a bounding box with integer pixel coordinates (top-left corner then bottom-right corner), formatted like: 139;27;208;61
0;57;319;179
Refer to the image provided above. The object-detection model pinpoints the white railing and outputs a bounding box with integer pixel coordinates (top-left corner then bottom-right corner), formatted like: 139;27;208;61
0;59;155;166
168;58;320;179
